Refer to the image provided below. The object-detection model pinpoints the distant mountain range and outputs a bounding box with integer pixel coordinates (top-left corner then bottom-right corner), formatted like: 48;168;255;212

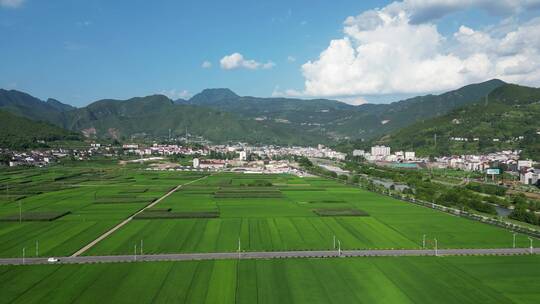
176;79;505;141
1;79;523;149
374;84;540;160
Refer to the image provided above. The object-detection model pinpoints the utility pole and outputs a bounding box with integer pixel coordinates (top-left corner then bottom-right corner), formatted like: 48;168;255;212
434;238;438;257
422;234;426;249
333;235;336;249
338;240;341;257
134;244;137;261
512;233;516;249
529;237;533;254
238;238;241;259
22;247;25;265
140;239;143;255
36;240;39;257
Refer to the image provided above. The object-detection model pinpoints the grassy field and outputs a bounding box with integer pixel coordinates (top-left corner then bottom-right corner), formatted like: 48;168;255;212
86;173;535;255
0;163;207;258
1;255;539;303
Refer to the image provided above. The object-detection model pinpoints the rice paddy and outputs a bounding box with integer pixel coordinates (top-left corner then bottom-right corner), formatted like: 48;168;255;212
0;164;207;258
84;172;535;255
1;255;539;304
1;162;539;303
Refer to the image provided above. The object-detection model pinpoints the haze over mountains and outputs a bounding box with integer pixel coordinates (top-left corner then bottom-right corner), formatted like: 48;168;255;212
0;79;510;146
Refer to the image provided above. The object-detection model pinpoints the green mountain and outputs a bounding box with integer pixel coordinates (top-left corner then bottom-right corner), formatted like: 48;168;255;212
45;98;76;112
181;80;506;140
0;110;81;149
0;79;508;145
60;95;328;145
376;84;540;160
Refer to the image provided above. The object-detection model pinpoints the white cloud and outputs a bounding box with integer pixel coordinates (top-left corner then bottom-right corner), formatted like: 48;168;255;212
161;89;191;100
220;53;275;70
385;0;540;23
262;61;276;69
286;1;540;100
287;56;296;62
339;96;368;105
0;0;25;8
201;61;212;69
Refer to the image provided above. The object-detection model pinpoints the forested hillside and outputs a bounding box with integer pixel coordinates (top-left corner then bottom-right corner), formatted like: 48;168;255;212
0;110;81;149
376;84;540;160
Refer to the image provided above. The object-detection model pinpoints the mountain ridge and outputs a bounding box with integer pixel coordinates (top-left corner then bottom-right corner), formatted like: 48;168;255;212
374;83;540;160
0;79;510;145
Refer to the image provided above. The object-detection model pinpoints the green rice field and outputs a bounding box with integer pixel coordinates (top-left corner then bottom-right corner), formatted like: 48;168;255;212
1;162;539;303
1;255;539;304
0;164;207;258
86;173;534;255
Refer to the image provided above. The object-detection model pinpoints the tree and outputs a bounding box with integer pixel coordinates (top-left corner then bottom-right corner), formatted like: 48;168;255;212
0;152;11;165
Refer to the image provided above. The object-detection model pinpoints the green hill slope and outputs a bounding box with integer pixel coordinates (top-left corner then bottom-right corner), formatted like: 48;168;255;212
376;84;540;159
181;80;506;140
0;79;507;145
62;95;328;145
0;110;81;149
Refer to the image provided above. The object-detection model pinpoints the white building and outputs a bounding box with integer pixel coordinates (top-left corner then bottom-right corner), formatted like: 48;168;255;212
352;149;365;157
404;151;415;160
238;151;247;161
518;160;533;170
371;145;391;157
520;168;539;185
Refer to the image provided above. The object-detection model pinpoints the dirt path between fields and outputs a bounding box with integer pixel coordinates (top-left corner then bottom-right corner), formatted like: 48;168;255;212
70;174;211;257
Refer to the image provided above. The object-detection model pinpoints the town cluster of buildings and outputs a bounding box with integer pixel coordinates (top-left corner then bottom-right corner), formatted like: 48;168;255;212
7;152;53;167
122;144;207;156
353;146;538;185
122;143;347;161
5;149;69;167
432;151;539;185
208;144;346;161
431;151;521;171
189;158;307;175
353;145;416;162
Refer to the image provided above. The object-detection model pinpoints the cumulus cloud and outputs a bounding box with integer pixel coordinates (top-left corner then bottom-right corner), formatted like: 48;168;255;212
286;0;540;101
0;0;25;8
160;89;191;100
220;53;275;70
201;61;212;68
385;0;540;23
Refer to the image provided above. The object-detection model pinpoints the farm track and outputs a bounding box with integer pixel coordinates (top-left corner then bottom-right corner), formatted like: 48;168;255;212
69;174;211;257
1;248;538;266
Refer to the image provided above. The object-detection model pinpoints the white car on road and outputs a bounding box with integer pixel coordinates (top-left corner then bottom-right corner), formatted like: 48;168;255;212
47;257;60;263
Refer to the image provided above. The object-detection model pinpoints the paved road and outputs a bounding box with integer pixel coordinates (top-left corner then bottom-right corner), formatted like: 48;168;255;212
70;175;211;257
2;248;538;266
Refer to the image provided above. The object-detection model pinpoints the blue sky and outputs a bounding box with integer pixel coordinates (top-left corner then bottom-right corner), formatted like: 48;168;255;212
1;0;540;106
